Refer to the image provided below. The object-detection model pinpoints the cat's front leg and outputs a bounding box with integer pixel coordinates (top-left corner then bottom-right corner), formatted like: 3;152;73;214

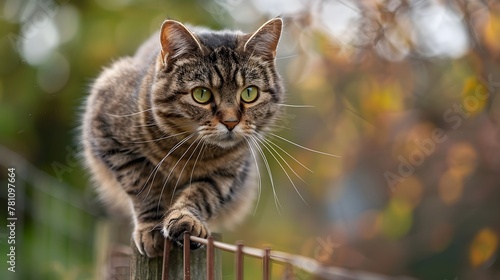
163;207;209;249
128;191;168;257
108;156;169;258
163;179;227;248
132;218;165;257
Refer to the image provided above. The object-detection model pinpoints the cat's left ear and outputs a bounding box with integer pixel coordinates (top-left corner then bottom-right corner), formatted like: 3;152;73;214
244;17;283;60
160;20;202;65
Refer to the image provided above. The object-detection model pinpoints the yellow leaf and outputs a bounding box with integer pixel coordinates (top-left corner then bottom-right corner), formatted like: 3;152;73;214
469;228;498;267
461;77;488;116
381;198;413;239
483;12;500;54
362;79;404;119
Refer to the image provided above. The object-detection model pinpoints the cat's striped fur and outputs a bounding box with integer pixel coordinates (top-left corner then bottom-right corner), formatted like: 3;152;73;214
82;18;284;257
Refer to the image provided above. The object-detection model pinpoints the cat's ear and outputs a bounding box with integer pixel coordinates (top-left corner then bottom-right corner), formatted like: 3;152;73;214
160;20;202;64
244;18;283;60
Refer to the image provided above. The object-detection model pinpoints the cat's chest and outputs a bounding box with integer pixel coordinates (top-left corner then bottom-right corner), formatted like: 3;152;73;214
155;155;213;182
144;148;243;184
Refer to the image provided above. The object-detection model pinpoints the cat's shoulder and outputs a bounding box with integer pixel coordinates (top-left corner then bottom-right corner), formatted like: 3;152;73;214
91;56;140;93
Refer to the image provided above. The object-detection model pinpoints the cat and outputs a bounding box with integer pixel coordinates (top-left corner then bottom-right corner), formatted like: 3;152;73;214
81;18;284;257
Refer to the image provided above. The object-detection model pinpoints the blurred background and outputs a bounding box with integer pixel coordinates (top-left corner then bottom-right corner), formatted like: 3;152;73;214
1;0;500;279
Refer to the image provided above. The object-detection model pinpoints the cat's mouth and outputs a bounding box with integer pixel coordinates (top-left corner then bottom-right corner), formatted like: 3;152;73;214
205;134;244;149
201;128;246;149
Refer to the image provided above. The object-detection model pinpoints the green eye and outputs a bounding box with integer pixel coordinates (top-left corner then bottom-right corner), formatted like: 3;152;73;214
241;86;259;103
192;87;212;104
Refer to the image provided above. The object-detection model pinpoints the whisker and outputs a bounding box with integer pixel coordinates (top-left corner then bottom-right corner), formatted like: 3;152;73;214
148;220;165;233
266;124;291;131
248;135;283;214
189;140;206;187
342;99;376;127
139;132;196;197
276;54;298;60
277;104;315;108
244;138;263;216
172;136;205;203
106;108;153;117
255;135;309;207
126;131;189;144
142;138;193;200
259;137;308;183
264;138;313;173
132;123;157;128
161;136;202;208
133;121;195;129
269;133;341;158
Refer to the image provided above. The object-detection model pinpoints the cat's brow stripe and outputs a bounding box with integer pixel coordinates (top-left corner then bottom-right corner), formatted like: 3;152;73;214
213;64;225;87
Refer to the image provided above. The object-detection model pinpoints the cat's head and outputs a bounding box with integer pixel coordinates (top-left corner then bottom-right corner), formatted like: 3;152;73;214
150;18;284;149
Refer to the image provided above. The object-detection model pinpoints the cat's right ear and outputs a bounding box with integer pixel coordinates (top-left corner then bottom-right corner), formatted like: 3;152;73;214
160;20;202;65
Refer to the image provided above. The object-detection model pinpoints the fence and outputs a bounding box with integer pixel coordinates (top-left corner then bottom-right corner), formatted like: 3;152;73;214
131;232;408;280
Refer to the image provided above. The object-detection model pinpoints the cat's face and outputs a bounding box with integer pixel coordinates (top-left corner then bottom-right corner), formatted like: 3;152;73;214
151;19;284;148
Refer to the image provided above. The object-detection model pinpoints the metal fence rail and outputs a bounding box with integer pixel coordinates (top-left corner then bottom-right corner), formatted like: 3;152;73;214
157;233;408;280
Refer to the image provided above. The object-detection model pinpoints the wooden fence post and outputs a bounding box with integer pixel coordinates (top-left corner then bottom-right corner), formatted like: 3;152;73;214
130;234;221;280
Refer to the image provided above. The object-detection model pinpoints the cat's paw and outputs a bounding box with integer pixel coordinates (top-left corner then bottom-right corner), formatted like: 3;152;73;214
132;222;164;258
163;209;209;249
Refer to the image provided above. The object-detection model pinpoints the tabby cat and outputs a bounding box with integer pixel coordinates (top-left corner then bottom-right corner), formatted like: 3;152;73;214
82;18;284;257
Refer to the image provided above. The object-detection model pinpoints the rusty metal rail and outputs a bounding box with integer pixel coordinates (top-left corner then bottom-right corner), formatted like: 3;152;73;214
159;233;407;280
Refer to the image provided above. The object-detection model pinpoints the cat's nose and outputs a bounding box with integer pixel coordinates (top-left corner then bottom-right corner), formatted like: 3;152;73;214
221;119;239;131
